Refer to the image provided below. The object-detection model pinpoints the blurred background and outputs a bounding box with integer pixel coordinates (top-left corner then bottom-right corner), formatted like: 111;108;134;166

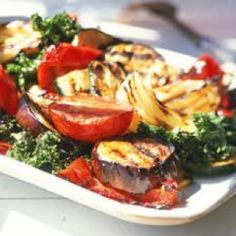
0;0;235;56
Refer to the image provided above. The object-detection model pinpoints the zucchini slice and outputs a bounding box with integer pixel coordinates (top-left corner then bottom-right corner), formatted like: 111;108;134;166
89;60;126;98
105;43;165;74
183;157;236;177
54;69;90;96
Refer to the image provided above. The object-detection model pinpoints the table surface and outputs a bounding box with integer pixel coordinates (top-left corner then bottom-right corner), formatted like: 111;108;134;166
0;0;236;235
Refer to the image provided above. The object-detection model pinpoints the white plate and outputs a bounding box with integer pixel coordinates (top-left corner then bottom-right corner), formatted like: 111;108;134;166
0;46;235;225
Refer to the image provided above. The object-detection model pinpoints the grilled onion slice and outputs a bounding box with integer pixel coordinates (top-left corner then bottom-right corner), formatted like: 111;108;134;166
154;80;221;115
116;72;189;130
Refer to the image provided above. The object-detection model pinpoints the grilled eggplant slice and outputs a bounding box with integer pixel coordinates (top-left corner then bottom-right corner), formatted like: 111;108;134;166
105;43;165;74
72;28;123;49
16;94;55;136
55;69;90;96
89;60;126;98
92;139;175;194
0;21;41;63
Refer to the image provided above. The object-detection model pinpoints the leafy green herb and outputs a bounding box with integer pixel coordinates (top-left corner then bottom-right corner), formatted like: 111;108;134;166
7;131;92;173
137;122;172;143
5;52;42;91
138;113;236;176
0;111;22;143
174;113;236;164
31;12;81;46
8;131;36;162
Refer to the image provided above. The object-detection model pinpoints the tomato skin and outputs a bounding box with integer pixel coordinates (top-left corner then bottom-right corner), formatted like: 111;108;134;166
0;142;12;155
58;158;179;207
138;179;179;207
0;65;19;115
38;43;102;92
58;158;93;185
196;54;223;80
181;54;234;114
217;108;233;117
181;53;223;81
48;95;133;143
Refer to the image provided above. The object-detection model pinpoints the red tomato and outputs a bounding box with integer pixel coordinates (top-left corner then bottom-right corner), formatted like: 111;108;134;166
58;158;179;207
196;54;223;80
88;178;135;203
58;158;136;203
48;95;133;143
217;108;233;117
0;142;12;155
0;65;19;115
58;158;93;185
38;43;102;92
138;179;179;207
181;53;223;81
181;54;234;114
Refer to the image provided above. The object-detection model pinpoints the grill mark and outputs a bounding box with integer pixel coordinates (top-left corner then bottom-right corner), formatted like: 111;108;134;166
157;99;170;115
108;51;156;60
127;78;137;103
106;62;125;81
93;63;105;78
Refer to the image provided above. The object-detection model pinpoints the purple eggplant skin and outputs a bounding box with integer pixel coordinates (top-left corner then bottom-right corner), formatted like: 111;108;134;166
16;94;55;136
229;88;236;109
91;139;176;194
75;28;128;50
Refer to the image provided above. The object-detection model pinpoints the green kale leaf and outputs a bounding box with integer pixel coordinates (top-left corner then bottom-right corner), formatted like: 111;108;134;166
137;113;236;176
7;131;92;173
5;52;42;91
31;12;81;46
0;111;22;143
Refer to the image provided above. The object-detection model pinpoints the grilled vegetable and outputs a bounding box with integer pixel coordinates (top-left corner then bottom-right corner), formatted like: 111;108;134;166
38;43;102;92
154;80;221;116
182;158;236;176
59;157;179;207
55;69;90;96
105;43;164;74
16;94;55;136
48;94;133;142
229;89;236;109
73;28;123;49
92;139;175;194
180;53;223;81
0;65;19;115
138;115;236;177
116;72;190;130
89;60;125;98
0;21;41;63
